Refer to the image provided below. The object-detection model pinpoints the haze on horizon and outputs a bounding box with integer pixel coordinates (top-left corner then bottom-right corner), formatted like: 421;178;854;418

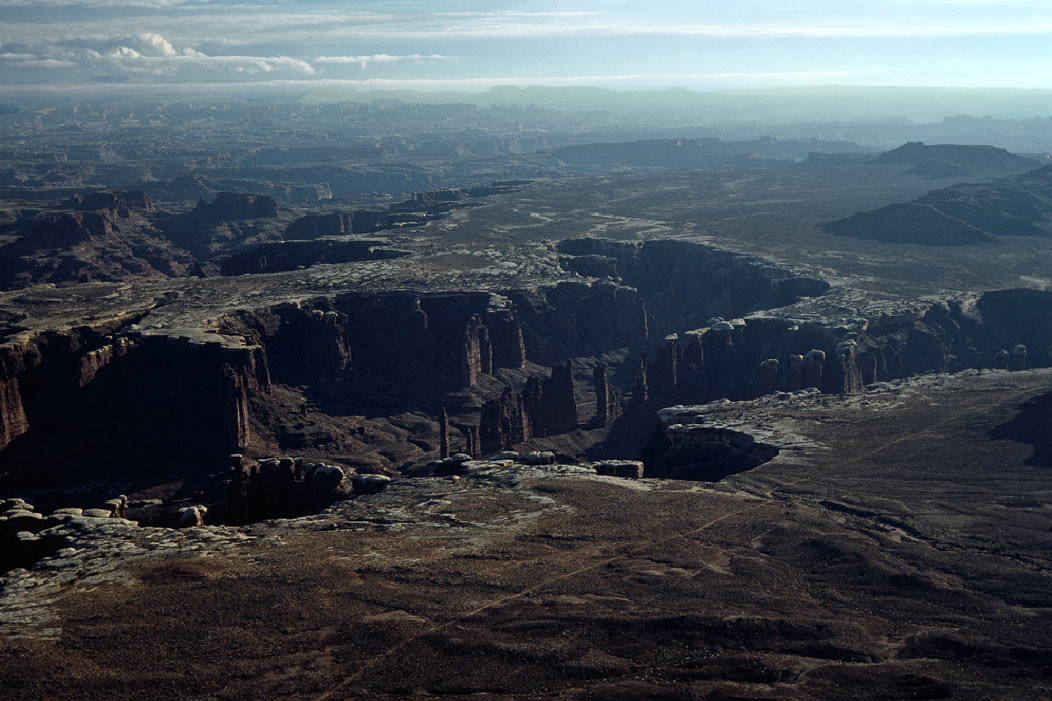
1;0;1052;96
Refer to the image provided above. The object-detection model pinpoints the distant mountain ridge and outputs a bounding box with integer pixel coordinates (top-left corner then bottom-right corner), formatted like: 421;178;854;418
868;141;1039;175
825;163;1052;245
548;137;872;169
300;85;1052;126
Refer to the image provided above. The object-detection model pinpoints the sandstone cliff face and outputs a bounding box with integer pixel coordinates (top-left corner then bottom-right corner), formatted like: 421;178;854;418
0;357;29;451
634;288;1052;410
220;303;348;386
558;238;829;336
475;360;580;454
72;190;154;215
285;212;353;239
3;277;1048;476
17;210;122;250
0;322;269;464
508;281;648;364
332;292;527;388
479;387;531;455
285;210;393;239
543;360;579;435
631;355;649;405
194;193;279;222
462;314;491;387
221;291;529;393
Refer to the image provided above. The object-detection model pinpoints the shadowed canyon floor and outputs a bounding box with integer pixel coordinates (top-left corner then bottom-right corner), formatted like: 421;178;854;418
2;368;1050;699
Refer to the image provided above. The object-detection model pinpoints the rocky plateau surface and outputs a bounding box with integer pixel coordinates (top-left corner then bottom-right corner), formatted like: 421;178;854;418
0;368;1049;698
2;150;1052;697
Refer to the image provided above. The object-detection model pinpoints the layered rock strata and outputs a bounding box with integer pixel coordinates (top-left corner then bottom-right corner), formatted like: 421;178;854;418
475;360;580;455
193;192;279;222
0;321;268;460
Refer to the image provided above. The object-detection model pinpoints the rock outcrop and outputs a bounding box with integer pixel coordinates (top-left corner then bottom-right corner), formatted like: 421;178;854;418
285;210;397;238
219;241;408;276
456;299;526;387
632;355;649;404
225;454;356;524
462;314;491;387
193;193;279;222
286;212;354;239
71;190;154;215
438;408;450;459
465;425;480;458
0;322;269;461
557;238;829;336
593;365;621;427
757;358;780;396
221;303;346;386
1010;344;1028;371
474;360;579;455
18;210;122;249
647;407;781;481
542;360;578;435
593;460;644;479
478;387;531;455
866;141;1038;172
508;281;648;362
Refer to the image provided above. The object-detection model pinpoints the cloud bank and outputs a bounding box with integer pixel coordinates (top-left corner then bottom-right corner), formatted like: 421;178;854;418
1;1;1050;91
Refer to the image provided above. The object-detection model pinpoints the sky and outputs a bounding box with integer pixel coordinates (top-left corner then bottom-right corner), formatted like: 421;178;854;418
1;0;1052;93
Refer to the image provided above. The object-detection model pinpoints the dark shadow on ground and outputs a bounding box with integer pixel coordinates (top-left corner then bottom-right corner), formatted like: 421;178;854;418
989;388;1052;467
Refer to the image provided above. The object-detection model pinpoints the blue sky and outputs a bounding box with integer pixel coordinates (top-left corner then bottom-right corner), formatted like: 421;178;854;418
1;0;1052;92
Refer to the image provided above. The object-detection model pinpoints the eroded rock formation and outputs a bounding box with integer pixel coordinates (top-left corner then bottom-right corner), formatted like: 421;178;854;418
71;190;154;215
286;210;402;238
224;454;357;524
0;322;268;461
474;360;580;455
18;210;122;249
193;192;279;222
557;238;829;335
632;354;649;404
479;387;531;455
593;365;621;427
543;360;579;435
438;408;450;459
646;406;781;481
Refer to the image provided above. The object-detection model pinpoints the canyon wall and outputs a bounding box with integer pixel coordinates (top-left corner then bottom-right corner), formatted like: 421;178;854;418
0;321;268;468
2;240;1050;471
218;241;408;276
476;359;580;455
631;288;1052;413
558;238;830;336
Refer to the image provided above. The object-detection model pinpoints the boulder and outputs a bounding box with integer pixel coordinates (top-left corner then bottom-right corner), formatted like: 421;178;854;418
178;505;208;528
352;473;392;495
1010;344;1028;371
593;460;645;479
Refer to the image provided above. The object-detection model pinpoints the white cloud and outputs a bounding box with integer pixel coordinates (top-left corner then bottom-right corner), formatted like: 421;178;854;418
137;32;177;57
0;32;315;81
0;0;207;5
315;54;452;69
